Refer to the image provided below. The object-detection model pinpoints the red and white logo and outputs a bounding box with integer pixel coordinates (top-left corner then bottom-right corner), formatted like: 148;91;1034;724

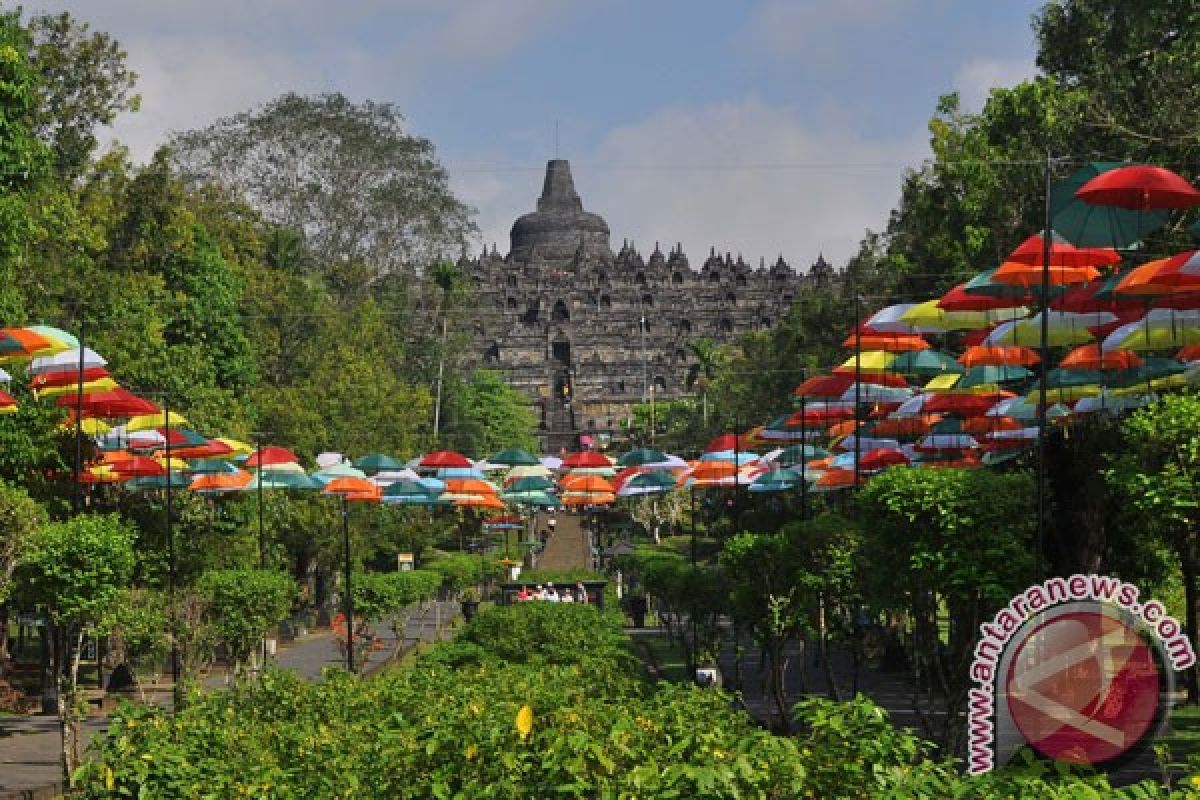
1005;609;1162;765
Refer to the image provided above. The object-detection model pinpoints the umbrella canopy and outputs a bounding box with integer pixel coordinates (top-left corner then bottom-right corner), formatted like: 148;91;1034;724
991;260;1102;288
56;388;159;418
559;474;615;493
939;283;1027;312
0;328;54;361
190;470;253;492
506;464;553;479
482;515;525;530
1075;164;1200;210
616;447;668;467
322;477;378;496
958;345;1040;367
444;477;499;495
864;304;923;334
352;453;404;475
420;450;472;468
859;448;911;471
839;332;930;352
382;479;447;505
501;489;558;507
488;448;541;467
506;475;555;492
311;463;368;486
1052;162;1169;247
246;446;300;468
29;348;107;375
902;300;1019;331
248;470;321;491
616;470;677;496
1003;231;1122;269
188;458;241;475
561;450;614;468
837;351;896;374
957;365;1033;388
748;468;802;493
29;366;110;390
888;349;963;377
1060;343;1143;371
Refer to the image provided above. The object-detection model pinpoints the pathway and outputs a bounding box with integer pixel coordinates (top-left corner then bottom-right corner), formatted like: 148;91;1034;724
0;599;460;797
535;511;592;572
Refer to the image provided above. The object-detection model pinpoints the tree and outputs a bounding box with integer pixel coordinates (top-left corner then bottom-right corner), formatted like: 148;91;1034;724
26;10;140;175
684;337;720;429
857;468;1037;749
169;92;476;279
0;479;44;669
441;369;539;456
1107;393;1200;701
12;513;136;784
198;569;295;680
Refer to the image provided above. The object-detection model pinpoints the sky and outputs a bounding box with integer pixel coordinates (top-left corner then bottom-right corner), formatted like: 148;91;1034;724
34;0;1043;271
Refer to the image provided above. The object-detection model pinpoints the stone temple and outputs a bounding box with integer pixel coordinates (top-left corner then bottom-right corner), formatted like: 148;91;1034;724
456;159;834;453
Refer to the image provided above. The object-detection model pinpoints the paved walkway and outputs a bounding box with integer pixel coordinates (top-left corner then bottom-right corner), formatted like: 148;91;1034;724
535;511;592;572
0;599;460;797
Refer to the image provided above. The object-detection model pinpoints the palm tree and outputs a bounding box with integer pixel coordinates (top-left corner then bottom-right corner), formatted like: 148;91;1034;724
685;337;720;429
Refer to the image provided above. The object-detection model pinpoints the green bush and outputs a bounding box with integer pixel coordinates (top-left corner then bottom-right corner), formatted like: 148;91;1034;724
198;569;295;672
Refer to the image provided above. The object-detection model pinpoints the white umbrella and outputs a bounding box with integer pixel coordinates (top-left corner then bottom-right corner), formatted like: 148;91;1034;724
29;348;106;375
315;451;346;469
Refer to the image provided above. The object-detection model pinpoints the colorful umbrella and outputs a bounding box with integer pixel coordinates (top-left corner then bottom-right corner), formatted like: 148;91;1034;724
420;450;473;468
489;448;542;467
1052;162;1170;248
1075;164;1200;210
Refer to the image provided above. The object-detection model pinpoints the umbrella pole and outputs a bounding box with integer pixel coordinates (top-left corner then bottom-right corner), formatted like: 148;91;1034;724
165;396;179;690
342;494;354;673
73;315;86;515
1035;152;1052;580
854;293;862;487
256;437;265;568
800;388;808;522
689;486;697;681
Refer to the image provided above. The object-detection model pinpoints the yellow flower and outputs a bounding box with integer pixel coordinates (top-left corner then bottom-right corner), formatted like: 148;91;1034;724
466;744;479;761
516;705;533;740
103;766;115;791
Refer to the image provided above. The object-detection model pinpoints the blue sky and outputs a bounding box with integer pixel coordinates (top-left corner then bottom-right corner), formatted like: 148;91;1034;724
36;0;1043;269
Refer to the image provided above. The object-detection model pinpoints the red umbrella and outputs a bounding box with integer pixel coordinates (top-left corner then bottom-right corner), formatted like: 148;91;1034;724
1050;281;1142;313
1075;165;1200;210
923;392;1015;416
419;450;472;468
839;332;930;352
1060;343;1142;371
938;283;1026;311
111;455;167;477
1153;292;1200;311
961;328;997;347
56;388;159;418
171;439;235;460
245;446;299;467
794;374;854;398
1177;344;1200;363
859;448;910;471
958;345;1039;367
1005;232;1121;269
29;366;110;390
561;450;613;468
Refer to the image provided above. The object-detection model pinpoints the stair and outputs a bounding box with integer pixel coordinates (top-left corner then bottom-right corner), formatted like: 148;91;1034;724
536;512;592;572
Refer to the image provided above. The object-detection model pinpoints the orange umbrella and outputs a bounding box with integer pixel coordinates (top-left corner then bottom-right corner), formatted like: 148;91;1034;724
991;260;1102;287
1060;343;1143;371
839;332;930;352
444;478;498;495
322;477;377;496
961;416;1023;435
455;493;506;509
1114;259;1175;297
825;420;862;439
815;468;859;488
958;345;1040;367
687;461;737;482
872;415;941;438
560;474;615;493
562;491;615;506
189;470;253;492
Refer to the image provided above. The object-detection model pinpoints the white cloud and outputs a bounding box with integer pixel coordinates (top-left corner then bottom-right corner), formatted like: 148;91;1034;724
470;97;929;272
954;57;1039;112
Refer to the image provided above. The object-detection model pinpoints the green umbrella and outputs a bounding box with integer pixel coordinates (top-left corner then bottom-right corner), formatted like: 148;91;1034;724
931;417;964;435
617;447;668;467
507;475;555;492
889;350;964;377
1045;368;1107;389
248;470;320;491
125;473;190;491
957;365;1033;388
311;463;368;486
501;490;558;507
382;479;447;506
774;444;829;466
1052;162;1168;248
617;471;677;497
353;453;404;475
188;458;240;474
489;448;541;466
748;468;800;493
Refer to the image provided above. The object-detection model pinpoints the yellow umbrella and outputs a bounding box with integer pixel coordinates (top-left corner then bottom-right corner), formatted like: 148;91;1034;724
923;374;961;392
1024;385;1100;404
902;300;1025;331
214;437;255;457
155;456;190;472
505;465;552;479
127;411;189;432
59;418;111;435
34;377;119;399
837;350;896;374
1104;325;1200;352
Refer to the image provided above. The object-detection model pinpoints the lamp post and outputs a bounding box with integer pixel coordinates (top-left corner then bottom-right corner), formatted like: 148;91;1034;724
689;486;697;680
163;396;179;688
854;292;862;488
1035;152;1053;580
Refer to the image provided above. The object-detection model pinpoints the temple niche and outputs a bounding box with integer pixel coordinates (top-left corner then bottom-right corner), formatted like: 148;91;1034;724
447;159;834;452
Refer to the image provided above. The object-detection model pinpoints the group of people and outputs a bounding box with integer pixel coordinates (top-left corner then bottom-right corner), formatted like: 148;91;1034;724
516;582;589;604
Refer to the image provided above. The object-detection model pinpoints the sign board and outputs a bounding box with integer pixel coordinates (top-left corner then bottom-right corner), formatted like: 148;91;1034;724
397;553;414;571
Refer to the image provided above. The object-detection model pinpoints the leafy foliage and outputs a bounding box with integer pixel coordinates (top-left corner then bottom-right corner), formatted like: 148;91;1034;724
197;569;295;673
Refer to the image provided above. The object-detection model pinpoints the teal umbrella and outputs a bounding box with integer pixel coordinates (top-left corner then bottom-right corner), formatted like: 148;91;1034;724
248;470;320;491
501;490;558;507
125;473;190;491
187;458;240;474
311;463;367;486
1052;162;1168;248
507;475;555;492
889;350;964;377
382;479;448;506
957;365;1033;388
616;471;677;497
748;468;801;493
489;448;541;467
617;447;668;467
1045;368;1107;389
353;453;404;475
774;444;829;466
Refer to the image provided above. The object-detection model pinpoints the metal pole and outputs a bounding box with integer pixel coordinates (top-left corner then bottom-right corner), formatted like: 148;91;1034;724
854;293;862;487
1035;153;1052;579
689;486;697;680
640;316;648;408
800;376;808;521
165;396;179;687
433;316;447;446
342;494;354;673
72;316;86;514
256;436;265;568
